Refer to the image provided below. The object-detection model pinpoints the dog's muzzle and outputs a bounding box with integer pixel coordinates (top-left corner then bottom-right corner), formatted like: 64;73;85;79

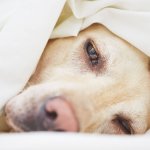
5;97;79;132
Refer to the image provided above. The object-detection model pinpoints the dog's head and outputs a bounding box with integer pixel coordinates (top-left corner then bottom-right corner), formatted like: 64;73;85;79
5;24;150;134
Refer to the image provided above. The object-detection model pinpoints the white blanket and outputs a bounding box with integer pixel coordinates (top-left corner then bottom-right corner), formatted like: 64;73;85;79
0;132;150;150
0;0;65;111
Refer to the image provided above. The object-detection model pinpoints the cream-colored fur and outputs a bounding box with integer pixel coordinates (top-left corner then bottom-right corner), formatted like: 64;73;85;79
4;24;150;134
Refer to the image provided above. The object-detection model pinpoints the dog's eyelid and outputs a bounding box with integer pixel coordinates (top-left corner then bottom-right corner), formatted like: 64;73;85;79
84;39;99;61
112;114;134;134
84;39;106;74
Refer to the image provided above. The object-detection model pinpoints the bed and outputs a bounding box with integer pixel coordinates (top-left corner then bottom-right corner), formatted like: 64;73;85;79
0;0;150;149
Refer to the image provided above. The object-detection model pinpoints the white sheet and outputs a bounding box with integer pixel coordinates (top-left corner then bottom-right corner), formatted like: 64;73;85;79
0;132;150;150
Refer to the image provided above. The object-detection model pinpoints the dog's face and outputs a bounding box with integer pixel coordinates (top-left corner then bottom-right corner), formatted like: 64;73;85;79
5;24;150;134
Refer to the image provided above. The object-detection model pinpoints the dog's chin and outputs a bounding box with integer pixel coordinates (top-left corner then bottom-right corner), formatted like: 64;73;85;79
4;108;25;132
4;98;41;131
4;118;23;132
5;107;52;132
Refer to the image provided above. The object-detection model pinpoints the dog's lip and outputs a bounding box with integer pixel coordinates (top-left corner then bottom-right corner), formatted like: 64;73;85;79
4;103;24;132
4;96;80;132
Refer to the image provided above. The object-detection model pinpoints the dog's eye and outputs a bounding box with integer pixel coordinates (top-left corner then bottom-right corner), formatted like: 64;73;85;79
84;40;99;67
112;115;134;134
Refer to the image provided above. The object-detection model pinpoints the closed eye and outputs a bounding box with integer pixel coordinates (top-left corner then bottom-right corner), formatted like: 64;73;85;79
112;115;134;134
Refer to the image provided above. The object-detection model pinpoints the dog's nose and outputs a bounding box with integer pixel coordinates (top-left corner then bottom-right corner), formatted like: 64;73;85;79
37;97;79;132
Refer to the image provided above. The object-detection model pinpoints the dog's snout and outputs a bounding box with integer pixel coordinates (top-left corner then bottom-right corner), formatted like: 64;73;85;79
40;97;79;132
5;96;79;132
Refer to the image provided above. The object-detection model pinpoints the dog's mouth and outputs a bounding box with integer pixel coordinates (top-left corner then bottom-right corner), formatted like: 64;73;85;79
4;96;79;132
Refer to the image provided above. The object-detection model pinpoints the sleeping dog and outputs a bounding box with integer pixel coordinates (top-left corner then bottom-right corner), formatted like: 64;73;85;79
4;24;150;134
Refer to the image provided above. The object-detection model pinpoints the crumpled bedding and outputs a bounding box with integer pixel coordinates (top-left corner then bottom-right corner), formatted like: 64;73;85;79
0;0;65;113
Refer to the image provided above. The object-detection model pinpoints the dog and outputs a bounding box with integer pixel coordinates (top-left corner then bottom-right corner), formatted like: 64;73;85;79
4;24;150;134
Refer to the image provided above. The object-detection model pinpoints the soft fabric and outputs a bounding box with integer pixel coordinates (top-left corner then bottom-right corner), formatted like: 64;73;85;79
0;132;150;150
0;0;65;114
52;0;150;57
0;0;150;129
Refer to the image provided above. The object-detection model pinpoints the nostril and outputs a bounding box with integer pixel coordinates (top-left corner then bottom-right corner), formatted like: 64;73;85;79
45;111;57;120
45;100;59;121
41;97;79;132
